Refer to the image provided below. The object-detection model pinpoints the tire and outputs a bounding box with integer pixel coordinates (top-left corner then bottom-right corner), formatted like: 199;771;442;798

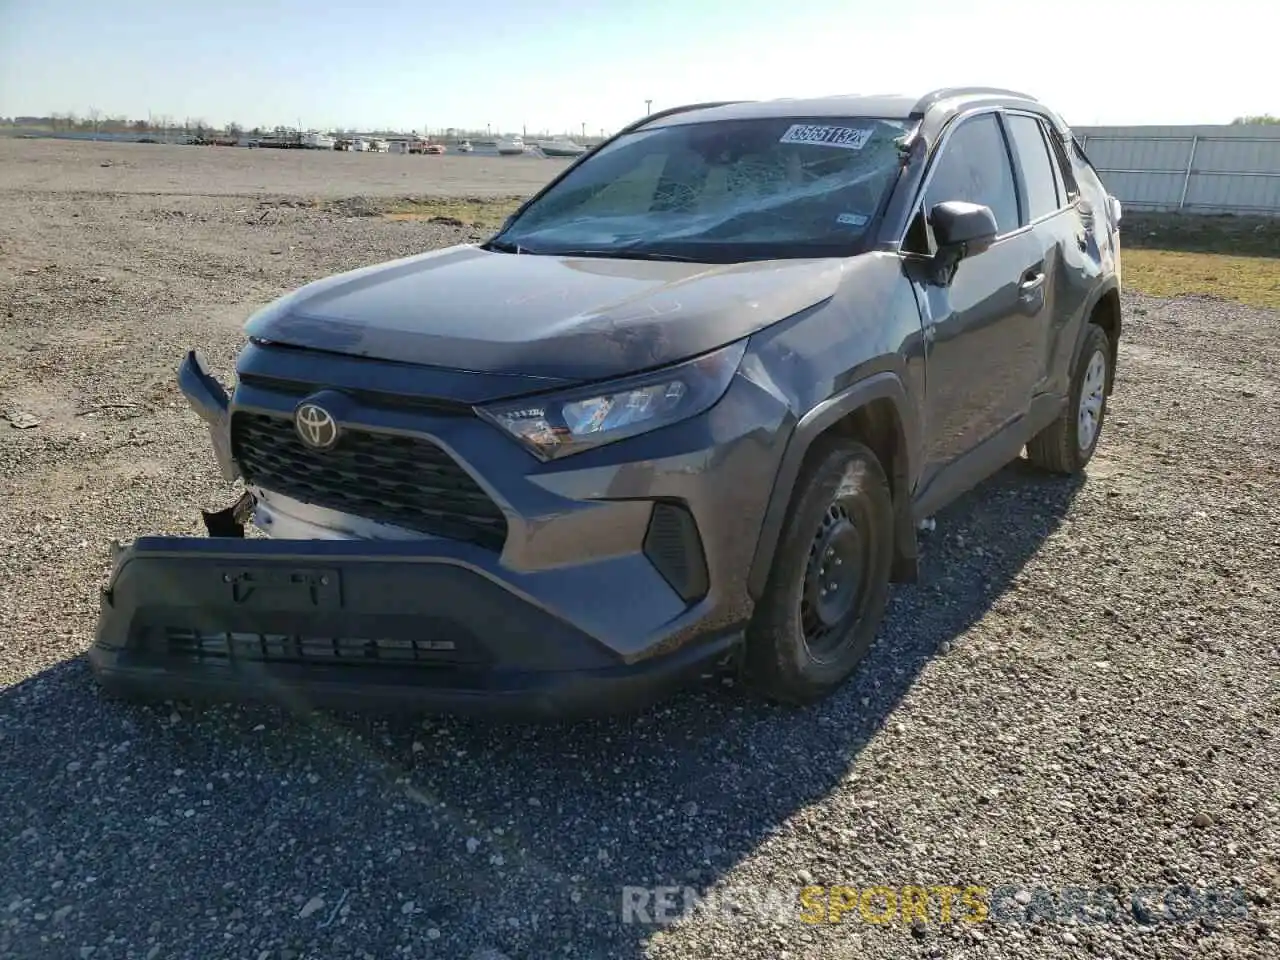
1027;323;1111;474
745;438;895;705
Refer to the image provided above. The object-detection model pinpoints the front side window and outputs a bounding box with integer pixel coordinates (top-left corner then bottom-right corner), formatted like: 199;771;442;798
923;113;1019;235
1006;113;1061;221
495;116;911;262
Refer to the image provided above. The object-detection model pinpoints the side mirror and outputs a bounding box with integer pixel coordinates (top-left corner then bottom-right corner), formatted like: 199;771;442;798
1107;194;1123;226
929;201;999;257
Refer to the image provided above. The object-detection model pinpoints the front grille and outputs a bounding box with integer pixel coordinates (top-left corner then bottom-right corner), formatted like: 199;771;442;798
231;412;507;549
160;627;478;668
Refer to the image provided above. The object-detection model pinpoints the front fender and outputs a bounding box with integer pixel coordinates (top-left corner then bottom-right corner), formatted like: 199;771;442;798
747;371;920;599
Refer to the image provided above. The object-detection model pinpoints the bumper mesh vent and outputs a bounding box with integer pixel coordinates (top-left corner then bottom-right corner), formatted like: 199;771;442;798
643;502;709;602
160;627;480;667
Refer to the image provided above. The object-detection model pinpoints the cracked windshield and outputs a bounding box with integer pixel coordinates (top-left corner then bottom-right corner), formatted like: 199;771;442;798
499;117;910;259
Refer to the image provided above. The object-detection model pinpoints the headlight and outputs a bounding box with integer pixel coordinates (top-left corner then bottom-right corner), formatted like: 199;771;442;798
477;340;747;460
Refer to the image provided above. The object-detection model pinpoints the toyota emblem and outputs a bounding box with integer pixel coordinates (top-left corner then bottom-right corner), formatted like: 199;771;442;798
295;402;339;449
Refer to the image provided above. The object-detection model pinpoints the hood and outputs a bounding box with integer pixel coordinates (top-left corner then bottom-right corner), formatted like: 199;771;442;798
244;245;847;382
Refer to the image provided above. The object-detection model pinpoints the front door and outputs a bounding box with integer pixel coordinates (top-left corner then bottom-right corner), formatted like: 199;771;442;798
910;111;1051;492
1004;110;1098;402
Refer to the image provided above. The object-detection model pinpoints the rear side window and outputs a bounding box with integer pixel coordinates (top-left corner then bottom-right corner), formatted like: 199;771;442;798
1005;114;1061;221
1054;137;1082;201
1047;134;1068;205
924;113;1019;235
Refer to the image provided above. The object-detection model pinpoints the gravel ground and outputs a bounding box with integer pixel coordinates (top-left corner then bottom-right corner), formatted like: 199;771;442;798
1;139;1277;960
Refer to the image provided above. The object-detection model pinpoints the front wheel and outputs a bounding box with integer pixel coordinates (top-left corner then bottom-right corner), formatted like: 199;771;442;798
745;438;894;705
1027;324;1112;474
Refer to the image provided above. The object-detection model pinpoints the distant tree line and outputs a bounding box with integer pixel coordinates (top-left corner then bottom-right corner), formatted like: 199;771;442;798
1231;114;1280;125
0;115;605;142
0;113;230;137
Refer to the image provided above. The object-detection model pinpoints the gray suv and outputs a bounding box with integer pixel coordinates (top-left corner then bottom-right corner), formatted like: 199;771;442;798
90;87;1123;716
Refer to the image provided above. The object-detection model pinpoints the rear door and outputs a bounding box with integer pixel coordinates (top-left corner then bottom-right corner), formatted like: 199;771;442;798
1003;111;1094;401
910;111;1046;489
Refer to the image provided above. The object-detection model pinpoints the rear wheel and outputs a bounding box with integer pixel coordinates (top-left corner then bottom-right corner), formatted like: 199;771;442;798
1027;324;1111;474
745;438;894;705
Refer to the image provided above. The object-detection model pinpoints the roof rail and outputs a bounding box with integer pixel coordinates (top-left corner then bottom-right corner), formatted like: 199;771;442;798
622;100;748;134
911;86;1038;116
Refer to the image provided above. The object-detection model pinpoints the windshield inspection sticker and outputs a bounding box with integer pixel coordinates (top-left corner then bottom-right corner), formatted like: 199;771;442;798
779;124;874;150
837;212;869;227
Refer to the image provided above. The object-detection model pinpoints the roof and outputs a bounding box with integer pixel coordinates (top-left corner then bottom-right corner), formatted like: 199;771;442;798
643;95;921;127
641;88;1045;129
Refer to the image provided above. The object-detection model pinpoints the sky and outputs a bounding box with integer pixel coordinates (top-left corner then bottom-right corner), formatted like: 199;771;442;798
0;0;1273;135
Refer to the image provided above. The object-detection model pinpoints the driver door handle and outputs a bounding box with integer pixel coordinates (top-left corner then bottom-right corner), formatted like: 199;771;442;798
1020;270;1045;293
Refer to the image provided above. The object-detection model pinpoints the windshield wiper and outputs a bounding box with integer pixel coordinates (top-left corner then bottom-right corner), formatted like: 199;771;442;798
485;238;527;254
617;250;706;263
550;247;707;263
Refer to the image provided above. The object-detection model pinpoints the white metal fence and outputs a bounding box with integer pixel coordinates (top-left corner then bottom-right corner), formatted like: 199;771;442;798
1072;124;1280;215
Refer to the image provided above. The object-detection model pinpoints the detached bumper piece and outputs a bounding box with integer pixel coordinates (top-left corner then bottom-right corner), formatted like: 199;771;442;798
89;536;732;718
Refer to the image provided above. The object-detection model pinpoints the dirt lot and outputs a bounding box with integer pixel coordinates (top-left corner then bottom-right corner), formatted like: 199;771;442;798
1;139;1277;960
0;138;572;199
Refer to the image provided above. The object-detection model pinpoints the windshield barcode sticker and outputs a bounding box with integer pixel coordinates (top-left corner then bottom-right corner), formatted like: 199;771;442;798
779;124;874;150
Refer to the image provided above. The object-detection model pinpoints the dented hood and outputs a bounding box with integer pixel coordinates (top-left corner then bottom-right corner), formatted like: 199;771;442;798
244;244;847;382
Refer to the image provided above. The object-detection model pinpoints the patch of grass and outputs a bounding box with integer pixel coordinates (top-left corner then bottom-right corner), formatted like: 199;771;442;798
1118;212;1279;309
379;196;523;229
1122;249;1279;309
1121;213;1280;257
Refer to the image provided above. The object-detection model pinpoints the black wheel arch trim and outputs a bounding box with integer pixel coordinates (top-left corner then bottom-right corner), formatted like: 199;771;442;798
747;371;921;600
1072;277;1122;392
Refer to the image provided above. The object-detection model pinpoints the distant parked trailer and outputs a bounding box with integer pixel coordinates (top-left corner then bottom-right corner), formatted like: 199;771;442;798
251;136;305;150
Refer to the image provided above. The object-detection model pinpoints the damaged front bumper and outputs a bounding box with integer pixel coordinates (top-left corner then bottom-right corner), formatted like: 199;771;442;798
89;532;738;717
91;350;762;716
177;349;240;482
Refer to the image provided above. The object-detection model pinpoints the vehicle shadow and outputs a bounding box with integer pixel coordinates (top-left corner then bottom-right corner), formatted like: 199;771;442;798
0;460;1085;960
